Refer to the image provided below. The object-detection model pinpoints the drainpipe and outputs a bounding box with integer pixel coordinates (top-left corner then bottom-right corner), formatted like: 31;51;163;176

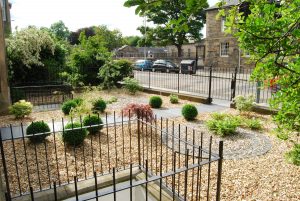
238;47;241;73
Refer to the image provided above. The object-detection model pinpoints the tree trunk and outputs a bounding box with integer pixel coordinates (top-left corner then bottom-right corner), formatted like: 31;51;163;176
176;45;182;58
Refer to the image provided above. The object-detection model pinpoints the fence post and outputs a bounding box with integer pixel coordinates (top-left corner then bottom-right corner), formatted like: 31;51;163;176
256;81;261;103
177;70;180;93
0;131;11;200
216;141;223;201
148;70;151;89
208;66;213;103
230;67;238;101
137;112;141;169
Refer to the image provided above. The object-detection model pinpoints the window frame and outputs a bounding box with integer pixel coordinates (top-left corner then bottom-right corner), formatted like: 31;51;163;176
220;42;229;57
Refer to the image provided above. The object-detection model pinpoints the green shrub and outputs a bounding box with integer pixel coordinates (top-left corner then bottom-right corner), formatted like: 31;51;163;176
73;98;83;106
98;59;133;89
106;96;118;104
182;104;198;121
62;100;78;115
123;77;142;94
211;112;228;121
149;96;163;108
234;95;255;113
63;122;88;146
9;100;33;119
169;94;179;104
83;115;103;134
26;121;50;143
285;144;300;166
206;119;239;136
245;118;262;130
93;98;107;112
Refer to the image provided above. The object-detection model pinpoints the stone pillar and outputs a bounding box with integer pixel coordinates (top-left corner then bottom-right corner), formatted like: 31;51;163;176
0;2;10;115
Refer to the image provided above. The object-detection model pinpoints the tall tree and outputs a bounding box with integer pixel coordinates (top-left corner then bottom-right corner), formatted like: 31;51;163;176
124;0;208;57
222;0;300;163
124;35;142;47
49;20;70;41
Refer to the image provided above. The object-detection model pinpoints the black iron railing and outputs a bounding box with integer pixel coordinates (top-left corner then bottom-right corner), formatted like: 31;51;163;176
0;112;223;201
134;67;273;103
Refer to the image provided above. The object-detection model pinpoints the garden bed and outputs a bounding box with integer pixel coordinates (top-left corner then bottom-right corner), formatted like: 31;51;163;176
0;89;195;128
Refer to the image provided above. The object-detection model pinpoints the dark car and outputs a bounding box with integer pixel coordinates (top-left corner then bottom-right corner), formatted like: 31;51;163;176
134;60;153;71
152;60;179;73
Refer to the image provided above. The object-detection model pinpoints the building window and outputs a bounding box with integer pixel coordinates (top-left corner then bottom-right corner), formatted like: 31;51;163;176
221;17;226;32
220;42;229;57
188;49;191;57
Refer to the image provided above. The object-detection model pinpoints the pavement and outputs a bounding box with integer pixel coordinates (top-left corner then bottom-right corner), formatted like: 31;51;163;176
0;102;228;141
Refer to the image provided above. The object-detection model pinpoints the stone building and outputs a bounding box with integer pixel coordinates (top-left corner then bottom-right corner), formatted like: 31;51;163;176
0;0;11;114
204;0;253;69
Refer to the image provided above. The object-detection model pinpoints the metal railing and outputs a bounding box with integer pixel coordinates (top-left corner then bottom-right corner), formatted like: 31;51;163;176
134;67;273;103
10;84;73;110
0;112;223;201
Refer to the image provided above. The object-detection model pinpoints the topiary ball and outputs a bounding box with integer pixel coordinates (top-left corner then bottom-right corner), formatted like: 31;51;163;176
182;104;198;121
26;121;50;143
83;115;103;134
62;100;77;115
92;99;107;113
63;122;88;146
149;96;163;108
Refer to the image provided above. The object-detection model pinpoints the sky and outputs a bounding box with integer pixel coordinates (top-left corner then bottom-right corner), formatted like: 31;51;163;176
10;0;220;37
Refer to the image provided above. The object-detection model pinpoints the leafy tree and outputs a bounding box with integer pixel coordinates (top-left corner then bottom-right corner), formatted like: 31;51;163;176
221;0;300;154
69;26;96;45
124;35;142;47
6;27;66;85
68;25;125;50
94;26;125;51
124;0;208;57
49;20;70;41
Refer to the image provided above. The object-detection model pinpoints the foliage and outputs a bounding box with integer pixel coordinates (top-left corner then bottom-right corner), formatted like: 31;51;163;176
49;20;70;41
106;96;118;104
181;104;198;121
169;94;179;104
123;77;142;94
234;95;255;113
69;26;96;45
98;59;133;89
206;119;239;137
149;96;163;108
63;122;88;146
124;35;142;47
285;144;300;166
122;104;154;122
92;98;107;113
64;31;110;86
83;115;103;134
245;118;263;130
9;100;33;119
26;121;50;143
5;27;68;85
62;100;78;115
10;88;26;103
69;25;125;50
73;98;83;106
221;0;300;140
124;0;208;57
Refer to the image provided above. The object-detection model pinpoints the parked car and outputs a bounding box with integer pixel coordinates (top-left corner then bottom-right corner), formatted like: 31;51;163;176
152;60;179;73
134;60;153;71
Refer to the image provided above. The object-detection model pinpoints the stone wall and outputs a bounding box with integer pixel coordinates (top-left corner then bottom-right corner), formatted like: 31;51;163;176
204;9;253;69
0;1;10;114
